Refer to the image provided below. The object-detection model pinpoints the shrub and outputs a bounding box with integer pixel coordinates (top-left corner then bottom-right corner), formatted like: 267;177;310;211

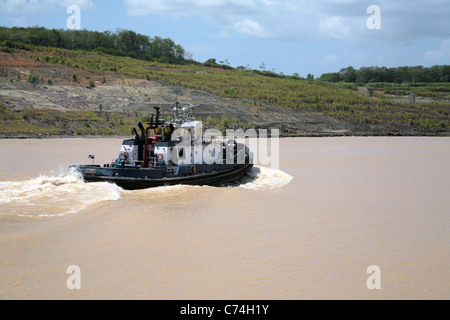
27;74;39;84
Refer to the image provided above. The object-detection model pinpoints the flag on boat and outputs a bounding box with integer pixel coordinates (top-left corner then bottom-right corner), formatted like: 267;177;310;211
89;155;95;159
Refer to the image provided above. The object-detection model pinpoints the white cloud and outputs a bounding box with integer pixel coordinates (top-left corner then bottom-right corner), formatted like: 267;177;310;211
424;39;450;61
123;0;450;44
124;0;315;39
319;16;352;40
0;0;96;14
323;53;339;64
232;19;265;38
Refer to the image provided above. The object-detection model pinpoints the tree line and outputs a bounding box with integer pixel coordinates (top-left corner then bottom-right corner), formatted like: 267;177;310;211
2;27;449;84
0;26;188;64
319;65;450;84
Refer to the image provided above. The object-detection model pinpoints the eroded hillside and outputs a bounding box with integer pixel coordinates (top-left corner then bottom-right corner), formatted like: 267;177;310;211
1;47;449;137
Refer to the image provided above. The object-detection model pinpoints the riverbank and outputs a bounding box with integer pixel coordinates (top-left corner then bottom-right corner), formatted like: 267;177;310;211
1;129;449;140
1;47;449;138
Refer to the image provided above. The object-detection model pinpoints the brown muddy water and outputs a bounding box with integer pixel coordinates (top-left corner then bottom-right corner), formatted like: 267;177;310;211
0;137;448;299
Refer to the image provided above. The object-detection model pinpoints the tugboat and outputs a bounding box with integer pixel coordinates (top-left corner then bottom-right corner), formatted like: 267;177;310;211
70;104;253;190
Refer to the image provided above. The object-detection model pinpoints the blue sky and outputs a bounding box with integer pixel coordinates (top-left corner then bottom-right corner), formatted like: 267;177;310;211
1;0;449;77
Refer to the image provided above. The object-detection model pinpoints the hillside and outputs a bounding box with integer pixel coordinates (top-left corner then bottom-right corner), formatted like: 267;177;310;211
0;43;449;138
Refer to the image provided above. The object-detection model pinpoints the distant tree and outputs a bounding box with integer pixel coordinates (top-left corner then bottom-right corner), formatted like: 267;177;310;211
440;65;450;82
340;67;356;83
204;58;218;67
320;65;450;84
0;26;188;64
319;72;340;82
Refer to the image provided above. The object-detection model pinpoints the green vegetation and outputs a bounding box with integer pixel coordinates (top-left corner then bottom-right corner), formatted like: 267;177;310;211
367;82;450;99
0;26;187;64
88;79;95;88
320;65;450;85
0;27;448;137
0;103;135;136
27;74;39;84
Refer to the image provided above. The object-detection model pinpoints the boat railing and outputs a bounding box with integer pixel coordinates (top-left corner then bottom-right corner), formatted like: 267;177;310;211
108;156;168;169
146;156;167;169
109;159;139;168
202;137;240;144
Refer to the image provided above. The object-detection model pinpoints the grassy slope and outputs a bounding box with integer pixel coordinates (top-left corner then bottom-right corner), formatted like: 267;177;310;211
0;44;449;137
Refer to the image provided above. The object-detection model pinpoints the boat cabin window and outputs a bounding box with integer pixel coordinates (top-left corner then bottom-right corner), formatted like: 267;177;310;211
122;139;136;146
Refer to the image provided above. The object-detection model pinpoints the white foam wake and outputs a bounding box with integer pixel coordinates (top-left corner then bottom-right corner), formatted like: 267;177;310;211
123;166;293;195
0;169;121;218
239;166;293;191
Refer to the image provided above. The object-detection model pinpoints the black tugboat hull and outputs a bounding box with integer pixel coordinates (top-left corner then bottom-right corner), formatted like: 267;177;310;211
71;163;253;190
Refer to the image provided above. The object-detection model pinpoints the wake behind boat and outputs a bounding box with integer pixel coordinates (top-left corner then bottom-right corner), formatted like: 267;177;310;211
70;104;253;190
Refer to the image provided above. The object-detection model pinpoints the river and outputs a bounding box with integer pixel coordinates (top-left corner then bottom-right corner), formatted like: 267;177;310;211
0;137;448;299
